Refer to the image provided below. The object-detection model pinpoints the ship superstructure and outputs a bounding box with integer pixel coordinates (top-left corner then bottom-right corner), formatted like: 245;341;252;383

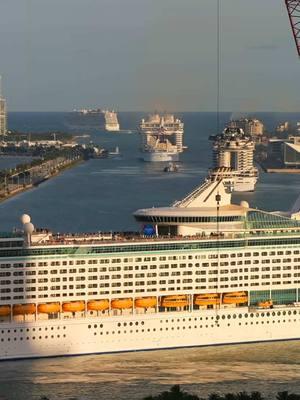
1;174;300;359
139;114;184;161
104;110;120;132
209;127;258;192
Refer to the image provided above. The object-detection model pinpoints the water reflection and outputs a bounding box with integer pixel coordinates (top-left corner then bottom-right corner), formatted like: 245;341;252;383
0;342;300;399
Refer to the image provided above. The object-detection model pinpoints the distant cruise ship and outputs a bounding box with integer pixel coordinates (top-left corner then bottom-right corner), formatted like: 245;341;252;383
1;173;300;359
104;110;120;132
139;114;184;162
68;109;120;132
74;108;103;115
209;127;258;192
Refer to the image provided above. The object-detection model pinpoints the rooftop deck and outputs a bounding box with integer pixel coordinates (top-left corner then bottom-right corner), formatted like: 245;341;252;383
27;227;300;247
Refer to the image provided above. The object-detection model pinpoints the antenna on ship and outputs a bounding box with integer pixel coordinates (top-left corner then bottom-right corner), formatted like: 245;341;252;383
216;0;221;134
216;191;221;313
215;0;222;316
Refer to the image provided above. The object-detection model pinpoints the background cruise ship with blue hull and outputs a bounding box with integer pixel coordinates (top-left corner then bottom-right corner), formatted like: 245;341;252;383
1;176;300;359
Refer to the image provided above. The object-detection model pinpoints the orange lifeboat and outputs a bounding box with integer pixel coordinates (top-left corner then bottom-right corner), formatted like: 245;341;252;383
13;304;36;315
87;299;109;311
111;298;133;310
161;295;188;308
38;303;61;314
258;299;273;309
194;293;220;307
223;291;248;305
62;301;85;313
135;297;157;309
0;305;11;316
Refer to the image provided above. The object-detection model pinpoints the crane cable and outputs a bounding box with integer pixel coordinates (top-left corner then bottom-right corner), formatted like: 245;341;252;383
217;0;221;134
216;0;222;316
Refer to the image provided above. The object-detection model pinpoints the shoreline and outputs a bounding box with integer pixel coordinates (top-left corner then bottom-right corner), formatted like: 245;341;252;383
0;158;84;203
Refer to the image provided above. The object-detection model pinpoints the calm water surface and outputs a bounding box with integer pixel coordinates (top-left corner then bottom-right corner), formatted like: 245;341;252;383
0;112;300;399
1;342;300;400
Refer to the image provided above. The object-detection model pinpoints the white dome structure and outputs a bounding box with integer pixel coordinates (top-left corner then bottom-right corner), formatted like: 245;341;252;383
21;214;31;224
240;201;249;208
24;222;34;235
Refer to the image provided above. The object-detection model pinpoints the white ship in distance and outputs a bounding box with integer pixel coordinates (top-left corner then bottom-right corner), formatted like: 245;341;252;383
104;110;120;132
209;126;258;192
139;114;185;162
70;108;120;132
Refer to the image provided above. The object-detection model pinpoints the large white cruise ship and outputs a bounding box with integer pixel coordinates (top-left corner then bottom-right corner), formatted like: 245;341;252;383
139;114;184;162
210;127;258;192
1;176;300;360
104;110;120;132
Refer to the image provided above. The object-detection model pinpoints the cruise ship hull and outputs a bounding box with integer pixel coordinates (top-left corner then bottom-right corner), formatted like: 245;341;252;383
1;306;300;360
142;152;180;162
105;124;120;132
233;176;257;192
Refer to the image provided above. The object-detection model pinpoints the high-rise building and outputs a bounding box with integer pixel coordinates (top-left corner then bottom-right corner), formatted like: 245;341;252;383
0;77;7;136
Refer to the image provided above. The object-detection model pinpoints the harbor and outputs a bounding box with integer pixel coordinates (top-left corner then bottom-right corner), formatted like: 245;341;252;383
1;0;300;398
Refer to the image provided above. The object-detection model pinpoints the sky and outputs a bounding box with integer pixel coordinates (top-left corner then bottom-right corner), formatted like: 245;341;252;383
0;0;299;112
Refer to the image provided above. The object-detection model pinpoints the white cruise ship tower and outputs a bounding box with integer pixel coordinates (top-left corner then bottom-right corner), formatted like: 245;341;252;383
210;127;258;192
139;114;184;162
1;173;300;359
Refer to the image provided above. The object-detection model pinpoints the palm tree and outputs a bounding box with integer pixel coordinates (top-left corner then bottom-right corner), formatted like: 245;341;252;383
277;392;290;400
143;385;200;400
250;392;264;400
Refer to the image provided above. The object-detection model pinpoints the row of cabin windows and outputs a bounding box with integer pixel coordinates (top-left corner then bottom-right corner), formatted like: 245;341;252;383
0;279;297;298
0;260;298;279
1;271;299;288
0;249;299;270
0;265;299;285
2;281;298;300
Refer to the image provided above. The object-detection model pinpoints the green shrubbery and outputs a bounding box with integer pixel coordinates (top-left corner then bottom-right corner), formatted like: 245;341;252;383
38;386;300;400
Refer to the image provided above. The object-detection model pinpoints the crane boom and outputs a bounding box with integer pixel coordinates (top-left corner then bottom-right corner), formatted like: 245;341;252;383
285;0;300;56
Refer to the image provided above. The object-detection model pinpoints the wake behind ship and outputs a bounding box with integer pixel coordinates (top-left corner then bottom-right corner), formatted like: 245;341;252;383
1;172;300;359
139;114;185;162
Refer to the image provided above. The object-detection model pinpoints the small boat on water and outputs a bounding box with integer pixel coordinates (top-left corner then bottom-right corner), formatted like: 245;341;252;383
163;162;179;173
109;146;121;157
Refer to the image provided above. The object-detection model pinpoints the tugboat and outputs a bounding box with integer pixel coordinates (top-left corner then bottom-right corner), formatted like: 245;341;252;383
163;162;179;173
109;146;121;158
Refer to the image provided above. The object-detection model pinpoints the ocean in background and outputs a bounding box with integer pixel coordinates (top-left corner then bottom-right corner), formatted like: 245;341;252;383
0;112;300;399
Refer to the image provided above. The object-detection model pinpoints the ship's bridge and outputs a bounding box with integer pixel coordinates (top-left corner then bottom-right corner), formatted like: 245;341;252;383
134;204;247;236
133;177;300;237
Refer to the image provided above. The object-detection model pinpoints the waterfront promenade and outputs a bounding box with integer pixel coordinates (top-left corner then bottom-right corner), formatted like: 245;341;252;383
0;155;82;202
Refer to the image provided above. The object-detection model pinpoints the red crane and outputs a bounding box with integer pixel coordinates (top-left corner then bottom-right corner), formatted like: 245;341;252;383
285;0;300;56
